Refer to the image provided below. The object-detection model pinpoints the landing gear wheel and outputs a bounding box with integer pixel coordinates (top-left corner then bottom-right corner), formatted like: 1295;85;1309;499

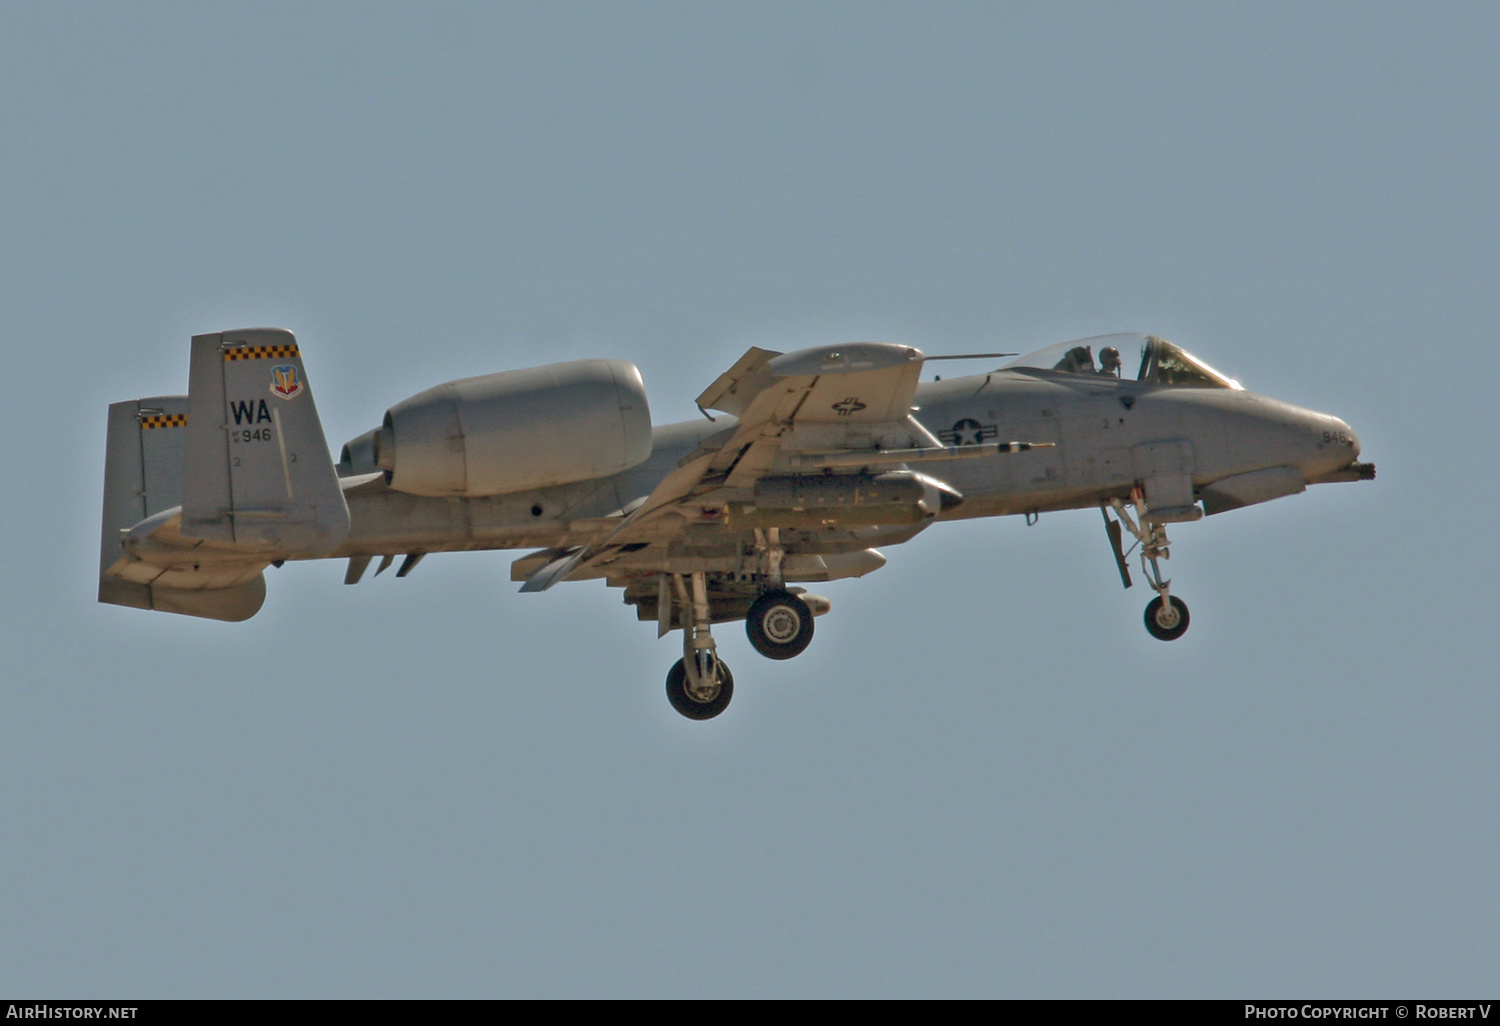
745;590;814;660
665;658;735;720
1144;595;1190;641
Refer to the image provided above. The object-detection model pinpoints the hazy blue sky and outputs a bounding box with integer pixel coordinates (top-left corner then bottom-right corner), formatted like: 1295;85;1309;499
2;2;1496;997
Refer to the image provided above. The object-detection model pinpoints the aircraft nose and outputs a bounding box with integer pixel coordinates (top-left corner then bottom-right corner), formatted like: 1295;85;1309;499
1301;411;1361;477
1330;416;1360;459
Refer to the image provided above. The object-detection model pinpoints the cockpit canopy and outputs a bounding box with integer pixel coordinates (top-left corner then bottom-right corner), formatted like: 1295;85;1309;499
1001;334;1243;390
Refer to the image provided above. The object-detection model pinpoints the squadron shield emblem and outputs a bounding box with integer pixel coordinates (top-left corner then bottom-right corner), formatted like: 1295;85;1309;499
270;365;303;400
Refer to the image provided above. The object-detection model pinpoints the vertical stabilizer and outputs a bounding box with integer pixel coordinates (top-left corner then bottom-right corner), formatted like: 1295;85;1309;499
181;328;349;553
98;395;267;621
99;395;189;605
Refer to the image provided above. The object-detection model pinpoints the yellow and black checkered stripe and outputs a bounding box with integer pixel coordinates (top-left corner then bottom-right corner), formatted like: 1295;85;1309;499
139;413;188;429
222;344;300;361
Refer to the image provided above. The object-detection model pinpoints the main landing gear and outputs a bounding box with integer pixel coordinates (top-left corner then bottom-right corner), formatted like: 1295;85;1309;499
666;656;734;720
741;528;815;660
1103;493;1192;641
657;561;827;720
664;571;735;720
745;589;814;660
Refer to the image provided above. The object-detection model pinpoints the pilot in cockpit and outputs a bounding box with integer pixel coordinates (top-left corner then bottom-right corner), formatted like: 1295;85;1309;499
1054;345;1096;374
1099;346;1122;377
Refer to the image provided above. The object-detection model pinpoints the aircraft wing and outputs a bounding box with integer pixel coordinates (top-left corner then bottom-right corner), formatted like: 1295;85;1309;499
519;342;937;591
692;343;931;484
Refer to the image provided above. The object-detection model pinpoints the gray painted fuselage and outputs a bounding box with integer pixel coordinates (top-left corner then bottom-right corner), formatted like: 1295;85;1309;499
328;366;1361;568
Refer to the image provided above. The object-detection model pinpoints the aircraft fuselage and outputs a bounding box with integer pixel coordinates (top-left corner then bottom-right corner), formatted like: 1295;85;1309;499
330;365;1362;563
99;329;1373;714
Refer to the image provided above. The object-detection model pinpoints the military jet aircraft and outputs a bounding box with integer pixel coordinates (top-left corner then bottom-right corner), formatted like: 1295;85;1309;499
99;329;1373;719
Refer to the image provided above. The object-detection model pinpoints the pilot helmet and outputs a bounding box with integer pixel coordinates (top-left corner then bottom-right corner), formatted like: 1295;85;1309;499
1100;346;1121;368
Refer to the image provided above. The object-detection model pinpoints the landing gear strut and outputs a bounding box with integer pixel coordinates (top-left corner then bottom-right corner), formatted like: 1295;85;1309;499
655;555;828;718
744;528;816;660
1105;493;1192;641
664;571;734;719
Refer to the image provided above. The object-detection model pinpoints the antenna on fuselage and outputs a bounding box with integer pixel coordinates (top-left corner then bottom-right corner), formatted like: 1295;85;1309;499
921;352;1016;386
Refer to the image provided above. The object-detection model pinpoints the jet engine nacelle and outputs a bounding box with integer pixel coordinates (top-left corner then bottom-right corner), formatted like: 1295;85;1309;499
374;359;652;497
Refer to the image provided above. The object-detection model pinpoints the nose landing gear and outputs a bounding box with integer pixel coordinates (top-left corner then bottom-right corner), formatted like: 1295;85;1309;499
1144;594;1190;641
1104;494;1193;641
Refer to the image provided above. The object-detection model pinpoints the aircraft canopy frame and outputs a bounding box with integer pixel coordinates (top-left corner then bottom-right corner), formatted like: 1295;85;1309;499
1000;334;1243;390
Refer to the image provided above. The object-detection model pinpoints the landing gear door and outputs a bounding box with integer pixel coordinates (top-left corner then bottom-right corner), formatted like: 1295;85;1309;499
1132;439;1199;520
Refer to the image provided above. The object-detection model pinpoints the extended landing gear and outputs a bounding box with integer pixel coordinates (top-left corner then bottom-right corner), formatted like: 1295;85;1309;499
1104;495;1193;642
745;590;814;660
654;565;829;719
663;571;735;720
1144;595;1190;641
666;656;734;720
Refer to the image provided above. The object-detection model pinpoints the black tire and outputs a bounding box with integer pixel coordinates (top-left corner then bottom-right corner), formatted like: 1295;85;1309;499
745;590;814;660
665;657;735;720
1144;595;1190;641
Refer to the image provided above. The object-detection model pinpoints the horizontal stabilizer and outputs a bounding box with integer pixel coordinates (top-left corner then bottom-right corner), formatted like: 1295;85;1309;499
99;575;266;623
